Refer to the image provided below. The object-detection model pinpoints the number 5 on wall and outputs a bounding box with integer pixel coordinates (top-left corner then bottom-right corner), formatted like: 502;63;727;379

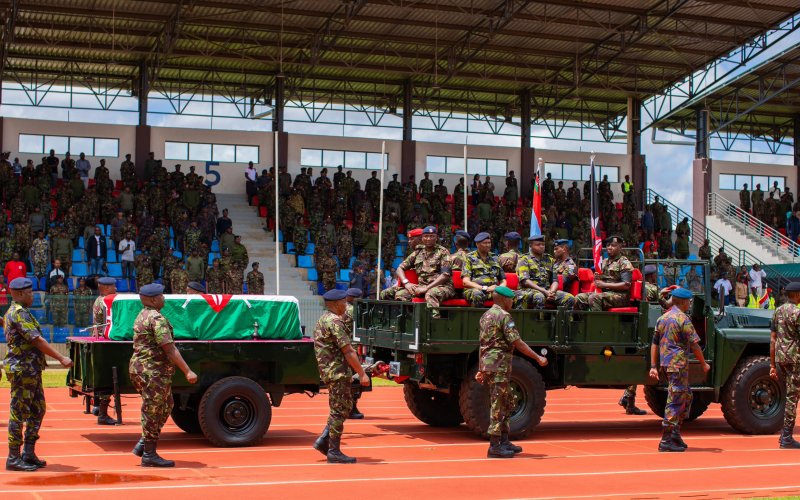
205;161;221;187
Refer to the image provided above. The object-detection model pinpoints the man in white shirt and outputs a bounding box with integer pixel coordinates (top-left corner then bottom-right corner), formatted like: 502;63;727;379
714;273;732;306
770;181;782;198
245;161;258;205
119;233;136;282
48;259;67;288
748;264;767;298
76;152;91;187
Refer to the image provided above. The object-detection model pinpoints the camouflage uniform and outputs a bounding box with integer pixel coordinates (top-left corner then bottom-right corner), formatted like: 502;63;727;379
73;285;94;328
450;248;470;272
773;303;800;431
246;270;265;294
206;265;225;294
574;254;634;311
479;304;521;436
129;307;176;441
48;282;70;325
516;253;569;309
462;251;504;307
653;306;700;429
317;252;338;292
392;245;454;316
170;268;189;296
4;302;47;448
313;311;353;440
135;255;155;290
30;237;49;277
498;249;520;273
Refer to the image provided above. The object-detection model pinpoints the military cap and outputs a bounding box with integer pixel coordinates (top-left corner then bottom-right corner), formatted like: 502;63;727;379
252;262;259;267
474;232;491;243
9;277;32;290
455;230;470;239
643;264;658;276
504;231;521;241
187;281;206;293
786;282;800;293
670;287;693;299
605;234;625;245
98;277;116;286
554;239;570;247
323;289;347;301
346;288;363;298
528;234;545;242
408;228;424;238
139;283;165;297
494;286;515;298
423;225;438;234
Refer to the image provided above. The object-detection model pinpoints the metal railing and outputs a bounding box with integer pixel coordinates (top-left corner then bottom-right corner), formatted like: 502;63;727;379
707;192;799;262
646;189;792;290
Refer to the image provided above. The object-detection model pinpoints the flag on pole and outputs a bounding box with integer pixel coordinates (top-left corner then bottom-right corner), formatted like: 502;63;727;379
530;165;542;237
590;155;603;272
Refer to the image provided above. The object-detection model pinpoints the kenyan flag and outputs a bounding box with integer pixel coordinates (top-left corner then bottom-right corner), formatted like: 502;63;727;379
103;294;302;341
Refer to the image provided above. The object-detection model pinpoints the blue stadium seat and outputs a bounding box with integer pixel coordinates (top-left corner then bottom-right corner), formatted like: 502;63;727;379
71;327;91;338
391;257;403;270
335;282;348;291
278;230;284;242
107;250;118;262
348;256;356;269
32;294;42;308
67;309;75;325
116;279;129;292
31;278;39;292
208;253;220;265
104;224;112;237
297;255;314;268
107;263;122;278
78;237;84;249
242;283;248;294
53;327;71;343
397;234;408;243
72;249;84;262
67;278;75;291
688;254;698;260
395;245;404;257
306;243;315;255
211;240;220;252
38;277;47;291
30;309;46;323
316;282;326;295
39;327;51;342
307;269;318;281
286;242;296;254
339;269;350;282
173;251;182;259
72;263;88;277
169;227;175;238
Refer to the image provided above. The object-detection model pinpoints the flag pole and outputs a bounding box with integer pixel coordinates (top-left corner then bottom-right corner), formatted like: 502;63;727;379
463;144;468;230
375;140;386;299
274;132;280;295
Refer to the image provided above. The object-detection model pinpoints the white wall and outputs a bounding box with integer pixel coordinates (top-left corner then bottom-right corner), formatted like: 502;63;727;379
712;158;797;206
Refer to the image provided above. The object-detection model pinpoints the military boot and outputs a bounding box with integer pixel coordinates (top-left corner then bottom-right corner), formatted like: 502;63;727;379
141;440;175;467
487;435;514;458
21;441;46;468
625;397;647;416
779;422;800;449
6;446;38;472
500;433;522;454
349;402;365;420
326;435;356;464
658;427;684;452
671;428;688;450
313;426;330;456
97;400;117;426
132;438;145;457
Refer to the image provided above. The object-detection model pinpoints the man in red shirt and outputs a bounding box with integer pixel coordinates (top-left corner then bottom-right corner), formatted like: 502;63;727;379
4;253;27;284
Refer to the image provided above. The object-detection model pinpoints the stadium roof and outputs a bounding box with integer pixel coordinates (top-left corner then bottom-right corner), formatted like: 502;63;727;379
0;0;798;136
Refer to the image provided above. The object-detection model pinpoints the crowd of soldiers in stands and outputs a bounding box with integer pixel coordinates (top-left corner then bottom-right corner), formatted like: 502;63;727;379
738;182;799;242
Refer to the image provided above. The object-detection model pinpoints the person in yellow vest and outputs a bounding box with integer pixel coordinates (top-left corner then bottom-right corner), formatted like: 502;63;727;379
747;288;760;308
622;175;633;203
748;287;776;309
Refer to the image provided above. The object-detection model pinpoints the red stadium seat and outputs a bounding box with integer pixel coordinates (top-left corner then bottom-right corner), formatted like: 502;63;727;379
578;268;595;293
557;274;580;296
258;206;267;217
404;269;418;284
609;268;642;313
442;270;468;306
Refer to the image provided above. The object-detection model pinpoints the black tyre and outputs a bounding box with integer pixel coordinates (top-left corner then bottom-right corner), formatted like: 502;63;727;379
721;355;784;434
171;394;202;434
459;356;546;440
198;376;272;447
643;386;713;421
403;382;464;427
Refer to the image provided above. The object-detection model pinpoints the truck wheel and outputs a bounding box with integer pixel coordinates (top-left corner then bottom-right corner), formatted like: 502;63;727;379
643;387;713;421
721;355;784;434
403;382;463;427
198;376;272;447
171;394;202;434
459;356;546;440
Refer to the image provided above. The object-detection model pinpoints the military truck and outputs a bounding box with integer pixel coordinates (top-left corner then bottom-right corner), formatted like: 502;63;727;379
354;259;782;439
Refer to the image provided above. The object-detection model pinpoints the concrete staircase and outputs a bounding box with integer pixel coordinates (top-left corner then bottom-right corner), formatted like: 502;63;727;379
707;214;793;264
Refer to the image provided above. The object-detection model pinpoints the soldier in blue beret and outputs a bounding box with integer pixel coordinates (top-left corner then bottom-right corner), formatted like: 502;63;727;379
451;231;472;272
649;287;710;452
4;277;73;471
92;276;118;425
463;233;506;307
186;281;205;294
498;232;521;273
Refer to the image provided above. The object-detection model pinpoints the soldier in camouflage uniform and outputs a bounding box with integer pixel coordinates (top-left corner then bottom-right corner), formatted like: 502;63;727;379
91;277;118;425
52;228;73;277
515;235;573;309
475;286;548;458
497;232;521;273
649;287;710;452
170;264;189;296
312;289;371;464
462;232;506;307
47;276;69;326
135;254;154;291
4;277;73;471
380;228;422;300
183;220;202;257
336;227;353;267
129;283;197;467
450;230;471;272
29;232;49;278
73;277;94;328
316;249;338;293
246;262;265;294
574;235;634;311
220;249;242;294
770;282;800;449
390;226;454;318
206;259;225;294
294;215;308;256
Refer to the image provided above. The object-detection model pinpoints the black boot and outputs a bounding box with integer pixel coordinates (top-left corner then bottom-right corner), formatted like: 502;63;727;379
97;400;117;426
349;401;365;420
500;433;522;454
658;427;684;452
671;428;688;450
21;441;46;468
487;435;514;458
141;440;175;467
779;423;800;449
313;426;330;456
6;446;38;472
625;397;647;416
326;435;356;464
132;438;145;457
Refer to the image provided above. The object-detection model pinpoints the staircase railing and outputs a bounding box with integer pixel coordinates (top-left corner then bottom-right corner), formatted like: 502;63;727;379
646;188;792;291
707;192;799;263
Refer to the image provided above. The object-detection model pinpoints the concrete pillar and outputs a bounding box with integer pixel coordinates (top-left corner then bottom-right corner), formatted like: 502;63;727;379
627;97;646;209
134;62;150;176
272;75;284;133
693;109;711;238
520;89;536;199
794;115;800;195
401;79;415;182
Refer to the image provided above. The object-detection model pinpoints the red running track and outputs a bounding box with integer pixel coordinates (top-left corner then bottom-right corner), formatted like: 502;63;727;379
0;386;798;499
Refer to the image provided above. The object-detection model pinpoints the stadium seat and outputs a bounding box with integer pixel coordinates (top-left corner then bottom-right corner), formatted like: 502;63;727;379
306;243;315;255
211;240;220;252
32;294;42;308
39;327;51;342
609;268;643;313
397;234;408;243
286;242;296;254
78;236;84;249
30;309;46;323
38;277;47;291
335;282;348;291
339;269;351;282
72;263;88;277
316;282;326;295
72;249;84;262
307;269;318;281
259;206;267;218
442;270;469;307
0;328;5;343
107;263;122;277
577;268;596;293
557;274;580;296
505;273;519;291
53;327;71;343
67;278;75;291
116;279;129;292
391;257;403;270
297;255;314;268
243;283;248;294
395;245;404;257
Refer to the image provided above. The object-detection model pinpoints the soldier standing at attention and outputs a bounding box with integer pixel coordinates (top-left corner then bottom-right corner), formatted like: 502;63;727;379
649;287;710;452
246;262;265;294
92;277;119;425
344;288;366;420
475;286;548;458
574;235;633;311
462;232;506;307
5;277;73;471
770;281;800;449
498;232;521;273
312;289;371;463
129;283;198;467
